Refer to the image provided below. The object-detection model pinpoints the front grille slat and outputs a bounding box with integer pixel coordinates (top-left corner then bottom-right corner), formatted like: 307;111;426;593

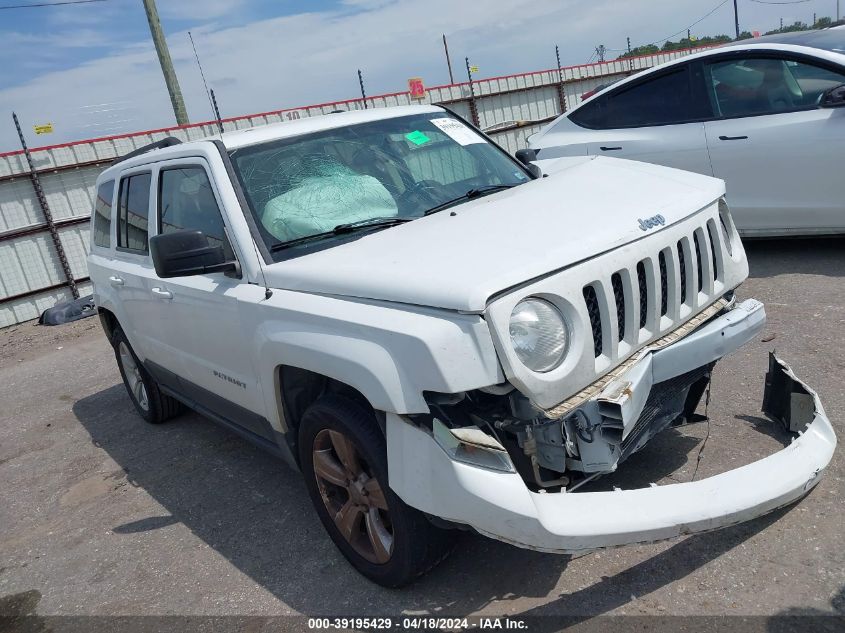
694;231;704;293
637;261;648;329
611;273;625;343
658;251;668;317
583;285;603;357
677;240;687;304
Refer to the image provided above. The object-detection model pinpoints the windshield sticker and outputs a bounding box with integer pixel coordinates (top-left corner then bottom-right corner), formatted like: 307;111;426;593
430;118;484;146
405;130;431;146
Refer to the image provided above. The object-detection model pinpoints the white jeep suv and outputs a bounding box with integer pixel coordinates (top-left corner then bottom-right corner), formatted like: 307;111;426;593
88;105;835;587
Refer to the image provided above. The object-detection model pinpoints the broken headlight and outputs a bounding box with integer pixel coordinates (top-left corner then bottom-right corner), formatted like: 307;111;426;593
509;298;568;372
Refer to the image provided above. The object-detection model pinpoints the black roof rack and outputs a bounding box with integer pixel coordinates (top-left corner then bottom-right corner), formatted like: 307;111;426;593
111;136;183;166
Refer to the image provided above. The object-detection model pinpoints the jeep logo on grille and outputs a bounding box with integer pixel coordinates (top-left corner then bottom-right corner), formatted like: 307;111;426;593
638;214;666;232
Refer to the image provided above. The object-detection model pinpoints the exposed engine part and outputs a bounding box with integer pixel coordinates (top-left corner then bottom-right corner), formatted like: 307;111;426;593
521;427;569;489
478;382;515;396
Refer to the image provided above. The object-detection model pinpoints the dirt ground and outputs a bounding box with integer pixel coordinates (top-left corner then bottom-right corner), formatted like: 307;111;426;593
0;238;843;625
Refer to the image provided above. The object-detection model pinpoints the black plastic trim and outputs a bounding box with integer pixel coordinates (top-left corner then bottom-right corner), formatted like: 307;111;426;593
144;359;287;458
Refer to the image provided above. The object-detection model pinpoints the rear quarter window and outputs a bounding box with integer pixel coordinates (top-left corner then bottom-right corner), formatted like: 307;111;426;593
92;180;114;248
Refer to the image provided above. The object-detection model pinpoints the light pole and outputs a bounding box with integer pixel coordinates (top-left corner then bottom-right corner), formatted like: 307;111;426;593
142;0;189;125
733;0;740;38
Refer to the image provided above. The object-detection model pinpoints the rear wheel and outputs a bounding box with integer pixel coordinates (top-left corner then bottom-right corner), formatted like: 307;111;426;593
112;326;183;424
299;395;452;587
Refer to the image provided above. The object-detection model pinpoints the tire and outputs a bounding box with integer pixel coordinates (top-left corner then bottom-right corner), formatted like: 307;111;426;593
112;326;184;424
299;395;453;587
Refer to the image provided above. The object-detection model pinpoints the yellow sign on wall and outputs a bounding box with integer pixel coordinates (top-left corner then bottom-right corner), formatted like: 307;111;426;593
34;123;54;135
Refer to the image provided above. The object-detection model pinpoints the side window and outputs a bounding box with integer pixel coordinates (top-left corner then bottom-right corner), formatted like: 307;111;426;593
92;180;114;248
159;167;234;259
706;57;845;118
117;173;152;253
571;66;710;129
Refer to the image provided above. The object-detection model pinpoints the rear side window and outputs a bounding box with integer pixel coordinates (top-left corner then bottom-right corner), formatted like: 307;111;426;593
159;167;234;259
117;173;152;253
571;66;710;129
92;180;114;248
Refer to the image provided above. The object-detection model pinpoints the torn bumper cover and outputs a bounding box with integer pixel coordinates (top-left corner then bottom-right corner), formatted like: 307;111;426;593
388;352;836;554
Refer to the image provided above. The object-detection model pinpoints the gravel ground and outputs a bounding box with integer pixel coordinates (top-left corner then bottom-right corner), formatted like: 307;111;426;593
0;238;843;623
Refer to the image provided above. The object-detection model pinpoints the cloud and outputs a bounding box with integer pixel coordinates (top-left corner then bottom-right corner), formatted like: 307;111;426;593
157;0;249;21
0;0;820;150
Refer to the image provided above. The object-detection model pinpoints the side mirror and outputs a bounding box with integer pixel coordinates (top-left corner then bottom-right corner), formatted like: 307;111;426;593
150;229;239;278
820;84;845;108
514;148;543;179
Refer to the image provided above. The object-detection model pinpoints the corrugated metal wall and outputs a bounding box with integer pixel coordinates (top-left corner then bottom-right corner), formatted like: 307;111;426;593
0;47;709;327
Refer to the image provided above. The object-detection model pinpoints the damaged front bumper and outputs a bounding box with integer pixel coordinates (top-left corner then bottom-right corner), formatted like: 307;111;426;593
387;313;836;553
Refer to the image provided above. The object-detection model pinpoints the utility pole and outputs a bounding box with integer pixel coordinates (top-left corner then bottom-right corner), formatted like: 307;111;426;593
465;57;479;127
13;113;78;299
555;45;567;113
780;17;784;31
358;69;367;109
210;89;223;134
733;0;740;38
626;37;632;71
142;0;188;126
442;34;454;84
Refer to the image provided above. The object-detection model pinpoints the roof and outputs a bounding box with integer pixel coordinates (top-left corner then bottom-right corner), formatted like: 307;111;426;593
721;25;845;54
219;105;445;151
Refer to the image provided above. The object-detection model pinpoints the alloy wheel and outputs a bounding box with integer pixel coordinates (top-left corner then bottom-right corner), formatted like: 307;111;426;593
312;428;393;564
118;341;149;412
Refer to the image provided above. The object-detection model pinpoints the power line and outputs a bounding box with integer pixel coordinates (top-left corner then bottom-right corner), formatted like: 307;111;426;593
643;0;732;47
0;0;106;9
749;0;811;4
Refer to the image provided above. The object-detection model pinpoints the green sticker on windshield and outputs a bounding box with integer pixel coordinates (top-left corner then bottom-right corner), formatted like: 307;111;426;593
405;130;431;146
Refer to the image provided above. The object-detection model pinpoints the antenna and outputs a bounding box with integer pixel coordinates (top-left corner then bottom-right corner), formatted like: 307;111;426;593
188;31;216;122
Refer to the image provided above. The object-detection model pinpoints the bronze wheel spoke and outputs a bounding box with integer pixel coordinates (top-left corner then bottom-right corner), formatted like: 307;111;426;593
313;449;347;487
364;478;388;511
335;499;364;541
329;430;361;476
364;509;393;564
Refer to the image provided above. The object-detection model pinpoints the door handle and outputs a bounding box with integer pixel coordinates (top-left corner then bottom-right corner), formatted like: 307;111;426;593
151;287;173;300
718;135;748;141
599;146;623;151
108;276;124;287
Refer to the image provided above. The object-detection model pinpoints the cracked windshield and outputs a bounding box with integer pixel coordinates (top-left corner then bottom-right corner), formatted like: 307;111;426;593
229;112;530;257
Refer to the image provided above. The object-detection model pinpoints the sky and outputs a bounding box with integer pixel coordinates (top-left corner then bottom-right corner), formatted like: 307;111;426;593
0;0;839;151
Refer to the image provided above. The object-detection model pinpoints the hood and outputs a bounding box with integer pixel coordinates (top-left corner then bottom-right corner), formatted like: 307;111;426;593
260;156;725;312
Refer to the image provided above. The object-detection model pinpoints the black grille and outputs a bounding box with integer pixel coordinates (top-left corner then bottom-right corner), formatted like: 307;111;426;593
637;261;648;329
611;273;625;342
694;232;704;292
658;251;668;317
583;285;602;357
677;240;687;304
707;222;720;281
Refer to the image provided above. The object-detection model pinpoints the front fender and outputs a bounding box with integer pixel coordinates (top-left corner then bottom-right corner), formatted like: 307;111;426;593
246;290;504;431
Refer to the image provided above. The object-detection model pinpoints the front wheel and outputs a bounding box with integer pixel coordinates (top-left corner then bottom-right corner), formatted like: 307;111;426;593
299;395;452;587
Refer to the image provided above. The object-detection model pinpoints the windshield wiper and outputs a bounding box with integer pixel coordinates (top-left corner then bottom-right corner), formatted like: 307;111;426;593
423;184;518;216
333;216;412;234
270;217;412;252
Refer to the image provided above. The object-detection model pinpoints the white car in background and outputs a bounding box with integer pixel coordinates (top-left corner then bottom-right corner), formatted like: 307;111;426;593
528;27;845;236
